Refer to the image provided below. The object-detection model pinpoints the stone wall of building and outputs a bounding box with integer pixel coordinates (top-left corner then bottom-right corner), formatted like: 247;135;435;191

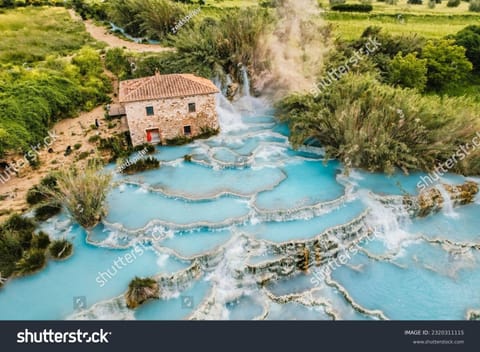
124;93;219;146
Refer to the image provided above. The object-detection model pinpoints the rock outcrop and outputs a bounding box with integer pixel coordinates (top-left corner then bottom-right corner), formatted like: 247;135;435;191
404;181;479;218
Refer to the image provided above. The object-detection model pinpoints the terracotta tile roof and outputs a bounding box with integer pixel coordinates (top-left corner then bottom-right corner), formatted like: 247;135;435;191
119;72;219;103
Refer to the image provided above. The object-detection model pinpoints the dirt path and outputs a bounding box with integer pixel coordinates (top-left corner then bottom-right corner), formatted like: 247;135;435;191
0;106;127;222
69;9;174;53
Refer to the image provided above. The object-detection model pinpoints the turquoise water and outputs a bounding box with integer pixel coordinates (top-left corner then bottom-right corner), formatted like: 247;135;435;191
0;95;479;320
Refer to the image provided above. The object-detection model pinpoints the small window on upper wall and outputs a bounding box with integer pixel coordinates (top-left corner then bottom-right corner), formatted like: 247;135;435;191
146;106;154;116
183;125;192;135
188;103;196;113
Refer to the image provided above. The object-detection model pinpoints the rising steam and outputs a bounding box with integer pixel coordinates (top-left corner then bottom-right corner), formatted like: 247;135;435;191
254;0;332;99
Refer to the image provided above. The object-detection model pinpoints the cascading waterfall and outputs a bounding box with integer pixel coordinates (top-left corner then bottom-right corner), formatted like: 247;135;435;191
215;94;248;133
360;191;412;251
240;65;251;97
436;184;459;218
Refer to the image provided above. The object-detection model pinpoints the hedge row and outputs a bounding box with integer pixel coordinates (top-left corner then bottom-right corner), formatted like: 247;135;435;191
331;4;373;12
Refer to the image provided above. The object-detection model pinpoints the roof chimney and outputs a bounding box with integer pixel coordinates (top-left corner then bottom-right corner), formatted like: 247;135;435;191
154;68;160;76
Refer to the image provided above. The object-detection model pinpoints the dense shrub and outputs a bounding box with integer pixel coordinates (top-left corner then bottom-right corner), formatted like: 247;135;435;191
421;39;472;90
0;214;39;278
276;73;479;175
331;4;373;11
407;0;422;3
15;248;46;274
166;135;191;146
469;0;480;13
39;165;112;229
386;52;428;91
49;239;73;259
454;25;480;71
0;231;23;278
447;0;460;7
133;143;156;154
157;8;271;80
121;156;160;174
197;127;220;140
106;0;186;39
34;203;62;221
105;48;132;79
32;231;51;250
0;49;111;157
26;174;58;205
70;0;107;20
0;214;36;249
88;135;101;143
98;133;132;162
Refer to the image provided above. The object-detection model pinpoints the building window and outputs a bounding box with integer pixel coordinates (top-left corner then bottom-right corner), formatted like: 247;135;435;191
183;125;192;136
188;103;196;113
146;106;154;116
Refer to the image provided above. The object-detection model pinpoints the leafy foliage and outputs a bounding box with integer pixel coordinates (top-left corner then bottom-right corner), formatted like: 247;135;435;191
49;239;73;259
26;174;58;206
331;4;373;11
421;39;472;90
0;7;94;64
70;0;108;20
15;248;46;275
105;48;132;79
121;156;160;174
386;52;428;91
0;49;111;157
446;0;460;7
454;25;480;71
276;73;479;175
151;8;270;79
34;203;62;222
32;231;51;250
106;0;186;40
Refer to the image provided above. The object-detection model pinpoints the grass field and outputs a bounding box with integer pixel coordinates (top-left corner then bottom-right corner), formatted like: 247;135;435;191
0;6;100;64
205;0;480;39
321;0;480;39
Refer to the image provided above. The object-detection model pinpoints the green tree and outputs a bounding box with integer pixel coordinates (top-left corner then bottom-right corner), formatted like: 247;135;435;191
105;48;131;79
386;52;427;91
421;39;472;90
72;47;103;76
454;25;480;71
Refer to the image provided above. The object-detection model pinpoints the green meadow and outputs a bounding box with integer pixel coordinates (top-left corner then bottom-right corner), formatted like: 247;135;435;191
0;6;100;64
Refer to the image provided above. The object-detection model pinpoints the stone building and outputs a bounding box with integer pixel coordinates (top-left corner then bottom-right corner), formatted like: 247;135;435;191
119;72;220;146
